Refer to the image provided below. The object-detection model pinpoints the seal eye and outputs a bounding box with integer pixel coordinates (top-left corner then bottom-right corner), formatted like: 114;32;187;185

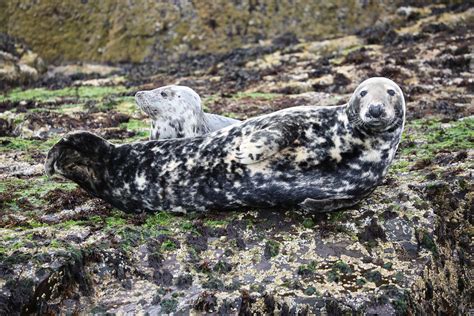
161;91;168;98
360;90;368;97
387;89;396;96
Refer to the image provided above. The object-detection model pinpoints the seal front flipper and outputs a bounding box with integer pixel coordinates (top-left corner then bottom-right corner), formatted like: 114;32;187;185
233;123;299;164
299;197;359;212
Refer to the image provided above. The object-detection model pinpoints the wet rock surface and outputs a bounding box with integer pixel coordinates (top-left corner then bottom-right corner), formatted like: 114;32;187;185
0;3;473;315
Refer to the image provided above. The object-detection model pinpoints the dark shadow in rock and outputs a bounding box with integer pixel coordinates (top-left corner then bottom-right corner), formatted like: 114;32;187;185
153;269;173;286
175;274;193;289
358;218;387;242
193;291;217;313
186;233;208;252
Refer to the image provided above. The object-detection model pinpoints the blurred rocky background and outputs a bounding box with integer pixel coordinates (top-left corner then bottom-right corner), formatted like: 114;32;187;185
0;0;473;315
1;0;395;63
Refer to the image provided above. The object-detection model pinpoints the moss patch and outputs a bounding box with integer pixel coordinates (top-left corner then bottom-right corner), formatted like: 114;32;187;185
389;160;411;173
105;215;127;228
0;136;60;152
264;240;280;258
297;260;318;276
402;118;474;158
120;119;149;134
204;219;228;228
233;92;282;100
1;86;129;102
144;212;175;229
160;239;179;251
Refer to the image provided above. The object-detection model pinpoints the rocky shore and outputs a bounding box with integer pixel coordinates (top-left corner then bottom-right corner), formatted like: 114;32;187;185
0;2;472;315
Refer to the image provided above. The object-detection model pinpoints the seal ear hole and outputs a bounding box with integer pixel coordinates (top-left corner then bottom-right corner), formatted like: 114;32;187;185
360;90;368;97
387;89;396;96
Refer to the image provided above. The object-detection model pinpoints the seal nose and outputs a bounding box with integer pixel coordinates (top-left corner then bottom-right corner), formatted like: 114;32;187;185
135;91;144;99
368;104;384;118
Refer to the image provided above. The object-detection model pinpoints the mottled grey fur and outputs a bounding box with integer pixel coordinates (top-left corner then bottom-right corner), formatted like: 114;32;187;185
45;77;405;214
135;85;239;139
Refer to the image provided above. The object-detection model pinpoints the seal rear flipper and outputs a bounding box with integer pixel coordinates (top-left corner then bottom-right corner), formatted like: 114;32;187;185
233;124;299;164
299;197;359;213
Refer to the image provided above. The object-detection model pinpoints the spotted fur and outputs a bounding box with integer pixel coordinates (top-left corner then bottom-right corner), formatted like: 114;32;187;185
135;85;239;139
45;78;405;213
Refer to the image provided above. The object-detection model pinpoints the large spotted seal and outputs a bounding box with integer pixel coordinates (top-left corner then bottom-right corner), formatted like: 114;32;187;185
45;77;405;213
135;85;239;139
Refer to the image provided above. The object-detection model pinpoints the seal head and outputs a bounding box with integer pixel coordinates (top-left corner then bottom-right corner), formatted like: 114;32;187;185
135;85;240;140
135;85;209;139
135;85;202;120
45;131;113;200
347;77;405;133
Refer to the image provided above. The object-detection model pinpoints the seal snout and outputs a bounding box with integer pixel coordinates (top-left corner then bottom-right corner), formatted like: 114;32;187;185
134;90;146;98
135;91;153;114
135;91;147;105
367;103;385;118
44;147;58;176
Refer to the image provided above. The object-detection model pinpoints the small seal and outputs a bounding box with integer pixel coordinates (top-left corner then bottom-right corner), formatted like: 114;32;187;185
45;77;405;213
135;85;239;139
